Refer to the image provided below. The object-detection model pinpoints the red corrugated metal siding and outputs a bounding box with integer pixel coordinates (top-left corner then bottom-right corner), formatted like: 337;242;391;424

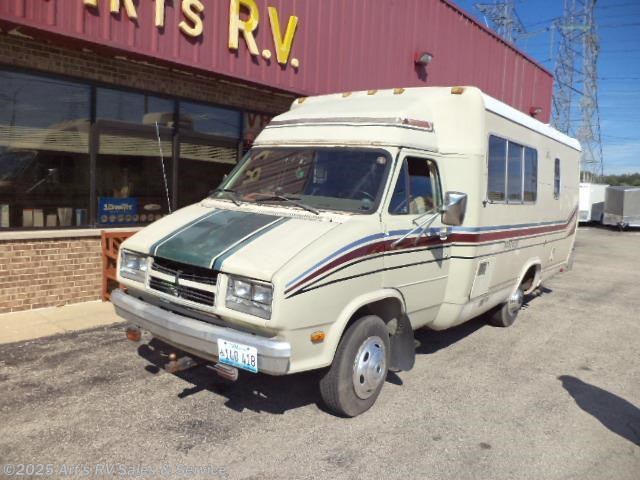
0;0;553;121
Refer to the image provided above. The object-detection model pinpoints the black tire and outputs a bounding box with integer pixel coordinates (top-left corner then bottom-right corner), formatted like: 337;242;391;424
487;286;524;328
319;315;390;417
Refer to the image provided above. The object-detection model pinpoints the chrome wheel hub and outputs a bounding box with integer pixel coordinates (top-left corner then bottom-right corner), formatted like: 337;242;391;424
507;289;524;315
352;336;386;400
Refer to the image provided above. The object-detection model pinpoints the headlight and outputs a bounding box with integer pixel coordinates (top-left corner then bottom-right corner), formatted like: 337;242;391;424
119;250;148;283
226;276;273;319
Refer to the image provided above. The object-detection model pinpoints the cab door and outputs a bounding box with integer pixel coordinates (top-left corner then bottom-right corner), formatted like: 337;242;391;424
382;152;450;329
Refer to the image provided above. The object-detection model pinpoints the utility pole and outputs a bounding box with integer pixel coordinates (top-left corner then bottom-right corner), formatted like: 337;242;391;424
475;0;525;43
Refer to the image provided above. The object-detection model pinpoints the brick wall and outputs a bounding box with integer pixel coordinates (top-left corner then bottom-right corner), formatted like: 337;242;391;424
0;32;294;114
0;237;102;314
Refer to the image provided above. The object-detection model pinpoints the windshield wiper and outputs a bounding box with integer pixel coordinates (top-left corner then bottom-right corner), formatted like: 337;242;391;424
208;188;241;206
253;193;320;215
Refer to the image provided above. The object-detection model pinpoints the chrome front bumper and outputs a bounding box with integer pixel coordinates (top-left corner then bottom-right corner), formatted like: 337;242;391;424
111;289;291;375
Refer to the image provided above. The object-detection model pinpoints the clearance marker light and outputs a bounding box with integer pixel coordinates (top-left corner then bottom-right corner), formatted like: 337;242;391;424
367;90;378;95
310;331;325;344
342;92;352;98
393;88;406;95
451;86;465;95
296;97;307;104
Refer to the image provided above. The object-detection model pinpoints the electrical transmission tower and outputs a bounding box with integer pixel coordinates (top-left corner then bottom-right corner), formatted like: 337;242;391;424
579;0;603;178
552;0;603;178
476;0;526;43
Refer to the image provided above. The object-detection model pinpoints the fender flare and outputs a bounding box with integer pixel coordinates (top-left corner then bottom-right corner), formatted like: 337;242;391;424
325;289;415;371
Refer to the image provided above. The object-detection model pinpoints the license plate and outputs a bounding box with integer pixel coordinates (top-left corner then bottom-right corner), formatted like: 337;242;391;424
217;339;258;373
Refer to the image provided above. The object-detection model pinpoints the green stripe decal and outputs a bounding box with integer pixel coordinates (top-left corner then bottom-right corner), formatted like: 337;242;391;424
155;210;280;268
212;217;288;270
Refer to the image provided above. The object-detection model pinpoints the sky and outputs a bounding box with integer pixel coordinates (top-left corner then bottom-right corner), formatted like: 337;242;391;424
454;0;640;175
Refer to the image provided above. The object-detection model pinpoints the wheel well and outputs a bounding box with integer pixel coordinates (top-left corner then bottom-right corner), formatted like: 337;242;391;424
344;297;404;336
520;264;540;293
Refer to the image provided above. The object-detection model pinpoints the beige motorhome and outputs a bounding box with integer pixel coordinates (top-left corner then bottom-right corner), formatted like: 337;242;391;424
113;86;580;417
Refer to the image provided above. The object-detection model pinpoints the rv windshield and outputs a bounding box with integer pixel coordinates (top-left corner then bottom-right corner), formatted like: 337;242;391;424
213;148;392;214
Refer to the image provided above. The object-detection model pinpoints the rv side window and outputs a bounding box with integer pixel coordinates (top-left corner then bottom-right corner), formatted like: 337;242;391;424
554;158;561;199
507;143;524;203
524;147;538;202
488;136;507;201
488;135;538;204
389;157;441;215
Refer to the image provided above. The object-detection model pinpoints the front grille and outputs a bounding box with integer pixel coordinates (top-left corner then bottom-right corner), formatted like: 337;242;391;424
149;277;215;307
151;257;218;285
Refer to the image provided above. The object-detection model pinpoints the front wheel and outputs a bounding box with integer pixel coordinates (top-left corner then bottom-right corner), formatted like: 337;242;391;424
319;315;390;417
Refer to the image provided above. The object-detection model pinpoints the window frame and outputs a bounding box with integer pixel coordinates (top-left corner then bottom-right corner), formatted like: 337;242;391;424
486;134;538;205
387;155;443;216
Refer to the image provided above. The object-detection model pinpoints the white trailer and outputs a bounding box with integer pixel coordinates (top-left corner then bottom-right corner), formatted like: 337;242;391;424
579;182;608;223
602;186;640;229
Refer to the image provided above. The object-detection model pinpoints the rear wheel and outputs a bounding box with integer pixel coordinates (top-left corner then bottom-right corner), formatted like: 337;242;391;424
487;286;524;327
319;315;389;417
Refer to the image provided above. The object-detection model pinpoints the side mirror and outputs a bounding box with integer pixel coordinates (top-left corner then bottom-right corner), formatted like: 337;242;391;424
441;191;467;226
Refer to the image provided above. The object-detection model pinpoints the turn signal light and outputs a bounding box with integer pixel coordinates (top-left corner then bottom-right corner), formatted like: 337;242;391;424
310;331;325;344
126;326;141;342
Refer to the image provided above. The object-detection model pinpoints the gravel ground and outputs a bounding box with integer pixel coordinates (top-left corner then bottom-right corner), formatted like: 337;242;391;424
1;226;639;480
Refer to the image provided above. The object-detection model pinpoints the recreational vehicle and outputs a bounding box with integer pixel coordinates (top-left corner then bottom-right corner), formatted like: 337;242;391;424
112;86;581;417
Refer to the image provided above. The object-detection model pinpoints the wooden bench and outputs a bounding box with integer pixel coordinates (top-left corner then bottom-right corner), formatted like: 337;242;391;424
101;230;136;301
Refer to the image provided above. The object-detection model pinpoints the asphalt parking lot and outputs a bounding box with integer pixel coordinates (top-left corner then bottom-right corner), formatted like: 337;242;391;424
1;227;638;480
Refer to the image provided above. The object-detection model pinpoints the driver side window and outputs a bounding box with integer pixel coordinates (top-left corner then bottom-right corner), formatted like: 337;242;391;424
388;157;441;215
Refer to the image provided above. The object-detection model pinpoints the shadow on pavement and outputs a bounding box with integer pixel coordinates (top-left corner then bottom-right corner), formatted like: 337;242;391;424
558;375;640;446
135;290;549;415
138;339;322;414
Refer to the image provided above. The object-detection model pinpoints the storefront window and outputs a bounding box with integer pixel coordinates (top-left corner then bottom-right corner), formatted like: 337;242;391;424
0;69;257;230
180;101;241;138
0;71;90;228
96;124;173;225
97;88;175;125
177;138;238;208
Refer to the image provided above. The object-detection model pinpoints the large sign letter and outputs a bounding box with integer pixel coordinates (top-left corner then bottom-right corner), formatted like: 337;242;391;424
180;0;205;37
229;0;259;56
268;7;298;65
155;0;167;28
84;0;138;20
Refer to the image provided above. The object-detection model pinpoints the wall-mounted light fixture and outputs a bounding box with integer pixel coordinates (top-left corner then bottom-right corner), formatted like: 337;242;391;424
414;51;434;66
529;106;543;118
